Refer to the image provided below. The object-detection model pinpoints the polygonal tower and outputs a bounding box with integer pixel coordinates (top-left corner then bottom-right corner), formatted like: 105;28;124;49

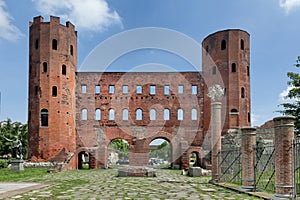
28;16;77;161
202;29;251;133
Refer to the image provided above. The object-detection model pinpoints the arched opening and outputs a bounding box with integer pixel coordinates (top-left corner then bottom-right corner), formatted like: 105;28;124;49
189;152;201;167
241;39;245;50
230;108;239;127
78;151;90;169
35;39;39;50
62;65;66;75
108;139;129;166
241;87;245;98
149;138;171;169
42;62;47;73
52;86;57;97
70;45;73;56
150;109;156;120
136;108;142;120
231;63;236;73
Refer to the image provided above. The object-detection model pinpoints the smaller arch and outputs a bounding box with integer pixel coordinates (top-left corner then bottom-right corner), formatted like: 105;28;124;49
221;40;226;50
191;108;197;120
164;109;170;120
230;109;239;113
52;39;57;50
78;151;90;169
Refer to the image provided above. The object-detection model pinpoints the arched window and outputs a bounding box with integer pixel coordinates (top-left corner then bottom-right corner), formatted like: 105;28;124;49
221;40;226;50
52;39;57;50
95;109;101;120
109;109;115;120
164;109;170;120
248;112;251;123
43;62;47;73
136;109;142;120
150;109;156;121
241;87;245;98
70;45;73;56
35;39;39;50
62;65;66;75
34;86;39;96
52;86;57;97
241;39;244;50
41;109;48;126
191;109;197;120
82;109;87;120
178;109;183;121
247;66;250;76
206;45;209;54
122;109;128;121
232;63;236;73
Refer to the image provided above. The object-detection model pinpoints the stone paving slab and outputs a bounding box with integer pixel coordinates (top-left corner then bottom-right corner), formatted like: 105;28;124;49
0;182;52;199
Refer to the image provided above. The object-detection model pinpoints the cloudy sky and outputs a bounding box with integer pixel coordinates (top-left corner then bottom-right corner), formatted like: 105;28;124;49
0;0;300;126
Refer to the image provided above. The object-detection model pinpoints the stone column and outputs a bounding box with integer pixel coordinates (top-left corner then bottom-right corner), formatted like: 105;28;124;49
273;116;295;199
241;127;256;191
207;85;224;183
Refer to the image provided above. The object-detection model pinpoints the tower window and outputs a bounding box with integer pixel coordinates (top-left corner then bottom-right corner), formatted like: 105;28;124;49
41;109;48;126
241;87;245;98
247;66;250;76
230;109;239;113
164;85;170;95
70;45;73;56
95;109;101;120
136;109;142;120
62;65;66;75
52;39;57;50
150;109;156;121
52;86;57;97
232;63;236;73
221;40;226;50
241;39;245;50
35;39;39;50
178;109;183;121
82;109;87;120
206;45;209;55
248;112;251;123
43;62;47;73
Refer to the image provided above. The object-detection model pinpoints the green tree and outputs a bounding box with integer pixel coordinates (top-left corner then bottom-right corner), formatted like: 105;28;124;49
0;119;28;159
278;56;300;135
108;139;129;160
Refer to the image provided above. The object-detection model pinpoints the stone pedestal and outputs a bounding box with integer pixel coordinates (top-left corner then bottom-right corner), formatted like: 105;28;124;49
273;116;295;199
11;159;24;171
241;127;256;191
118;166;156;177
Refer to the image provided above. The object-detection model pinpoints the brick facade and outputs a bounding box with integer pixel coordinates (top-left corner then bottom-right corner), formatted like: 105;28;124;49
27;16;251;169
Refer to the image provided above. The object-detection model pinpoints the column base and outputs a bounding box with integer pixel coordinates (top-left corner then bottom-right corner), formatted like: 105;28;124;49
11;159;24;171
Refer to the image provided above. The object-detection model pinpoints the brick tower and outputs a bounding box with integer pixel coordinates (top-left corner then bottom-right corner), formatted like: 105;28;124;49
28;16;77;161
202;29;251;133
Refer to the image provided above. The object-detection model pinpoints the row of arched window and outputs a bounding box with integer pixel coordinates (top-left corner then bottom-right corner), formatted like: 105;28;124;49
206;39;245;54
41;62;67;75
34;39;73;56
212;63;249;76
81;108;198;121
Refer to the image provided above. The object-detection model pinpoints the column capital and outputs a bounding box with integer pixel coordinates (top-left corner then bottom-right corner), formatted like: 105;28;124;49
207;84;225;102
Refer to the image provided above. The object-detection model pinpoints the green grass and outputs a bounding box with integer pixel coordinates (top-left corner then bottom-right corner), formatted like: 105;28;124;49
0;168;49;182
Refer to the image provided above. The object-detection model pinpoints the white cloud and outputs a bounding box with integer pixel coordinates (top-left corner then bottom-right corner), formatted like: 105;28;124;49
32;0;122;32
280;0;300;13
278;86;296;103
0;0;24;41
251;113;261;126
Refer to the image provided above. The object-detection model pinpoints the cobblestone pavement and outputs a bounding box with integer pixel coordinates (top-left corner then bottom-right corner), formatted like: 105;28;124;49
4;168;262;200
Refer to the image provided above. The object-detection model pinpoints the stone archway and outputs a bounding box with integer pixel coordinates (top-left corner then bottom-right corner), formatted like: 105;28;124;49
148;138;172;169
78;151;90;169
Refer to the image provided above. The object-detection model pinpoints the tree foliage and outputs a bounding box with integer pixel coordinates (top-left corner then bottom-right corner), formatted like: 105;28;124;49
108;139;129;160
0;119;28;159
278;56;300;134
149;141;170;161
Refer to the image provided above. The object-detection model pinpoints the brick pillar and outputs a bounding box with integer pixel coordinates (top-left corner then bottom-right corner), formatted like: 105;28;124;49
274;116;295;199
211;102;222;182
241;127;256;191
129;139;149;166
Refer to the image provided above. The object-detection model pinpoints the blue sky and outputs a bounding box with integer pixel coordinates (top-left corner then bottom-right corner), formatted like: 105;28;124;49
0;0;300;126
